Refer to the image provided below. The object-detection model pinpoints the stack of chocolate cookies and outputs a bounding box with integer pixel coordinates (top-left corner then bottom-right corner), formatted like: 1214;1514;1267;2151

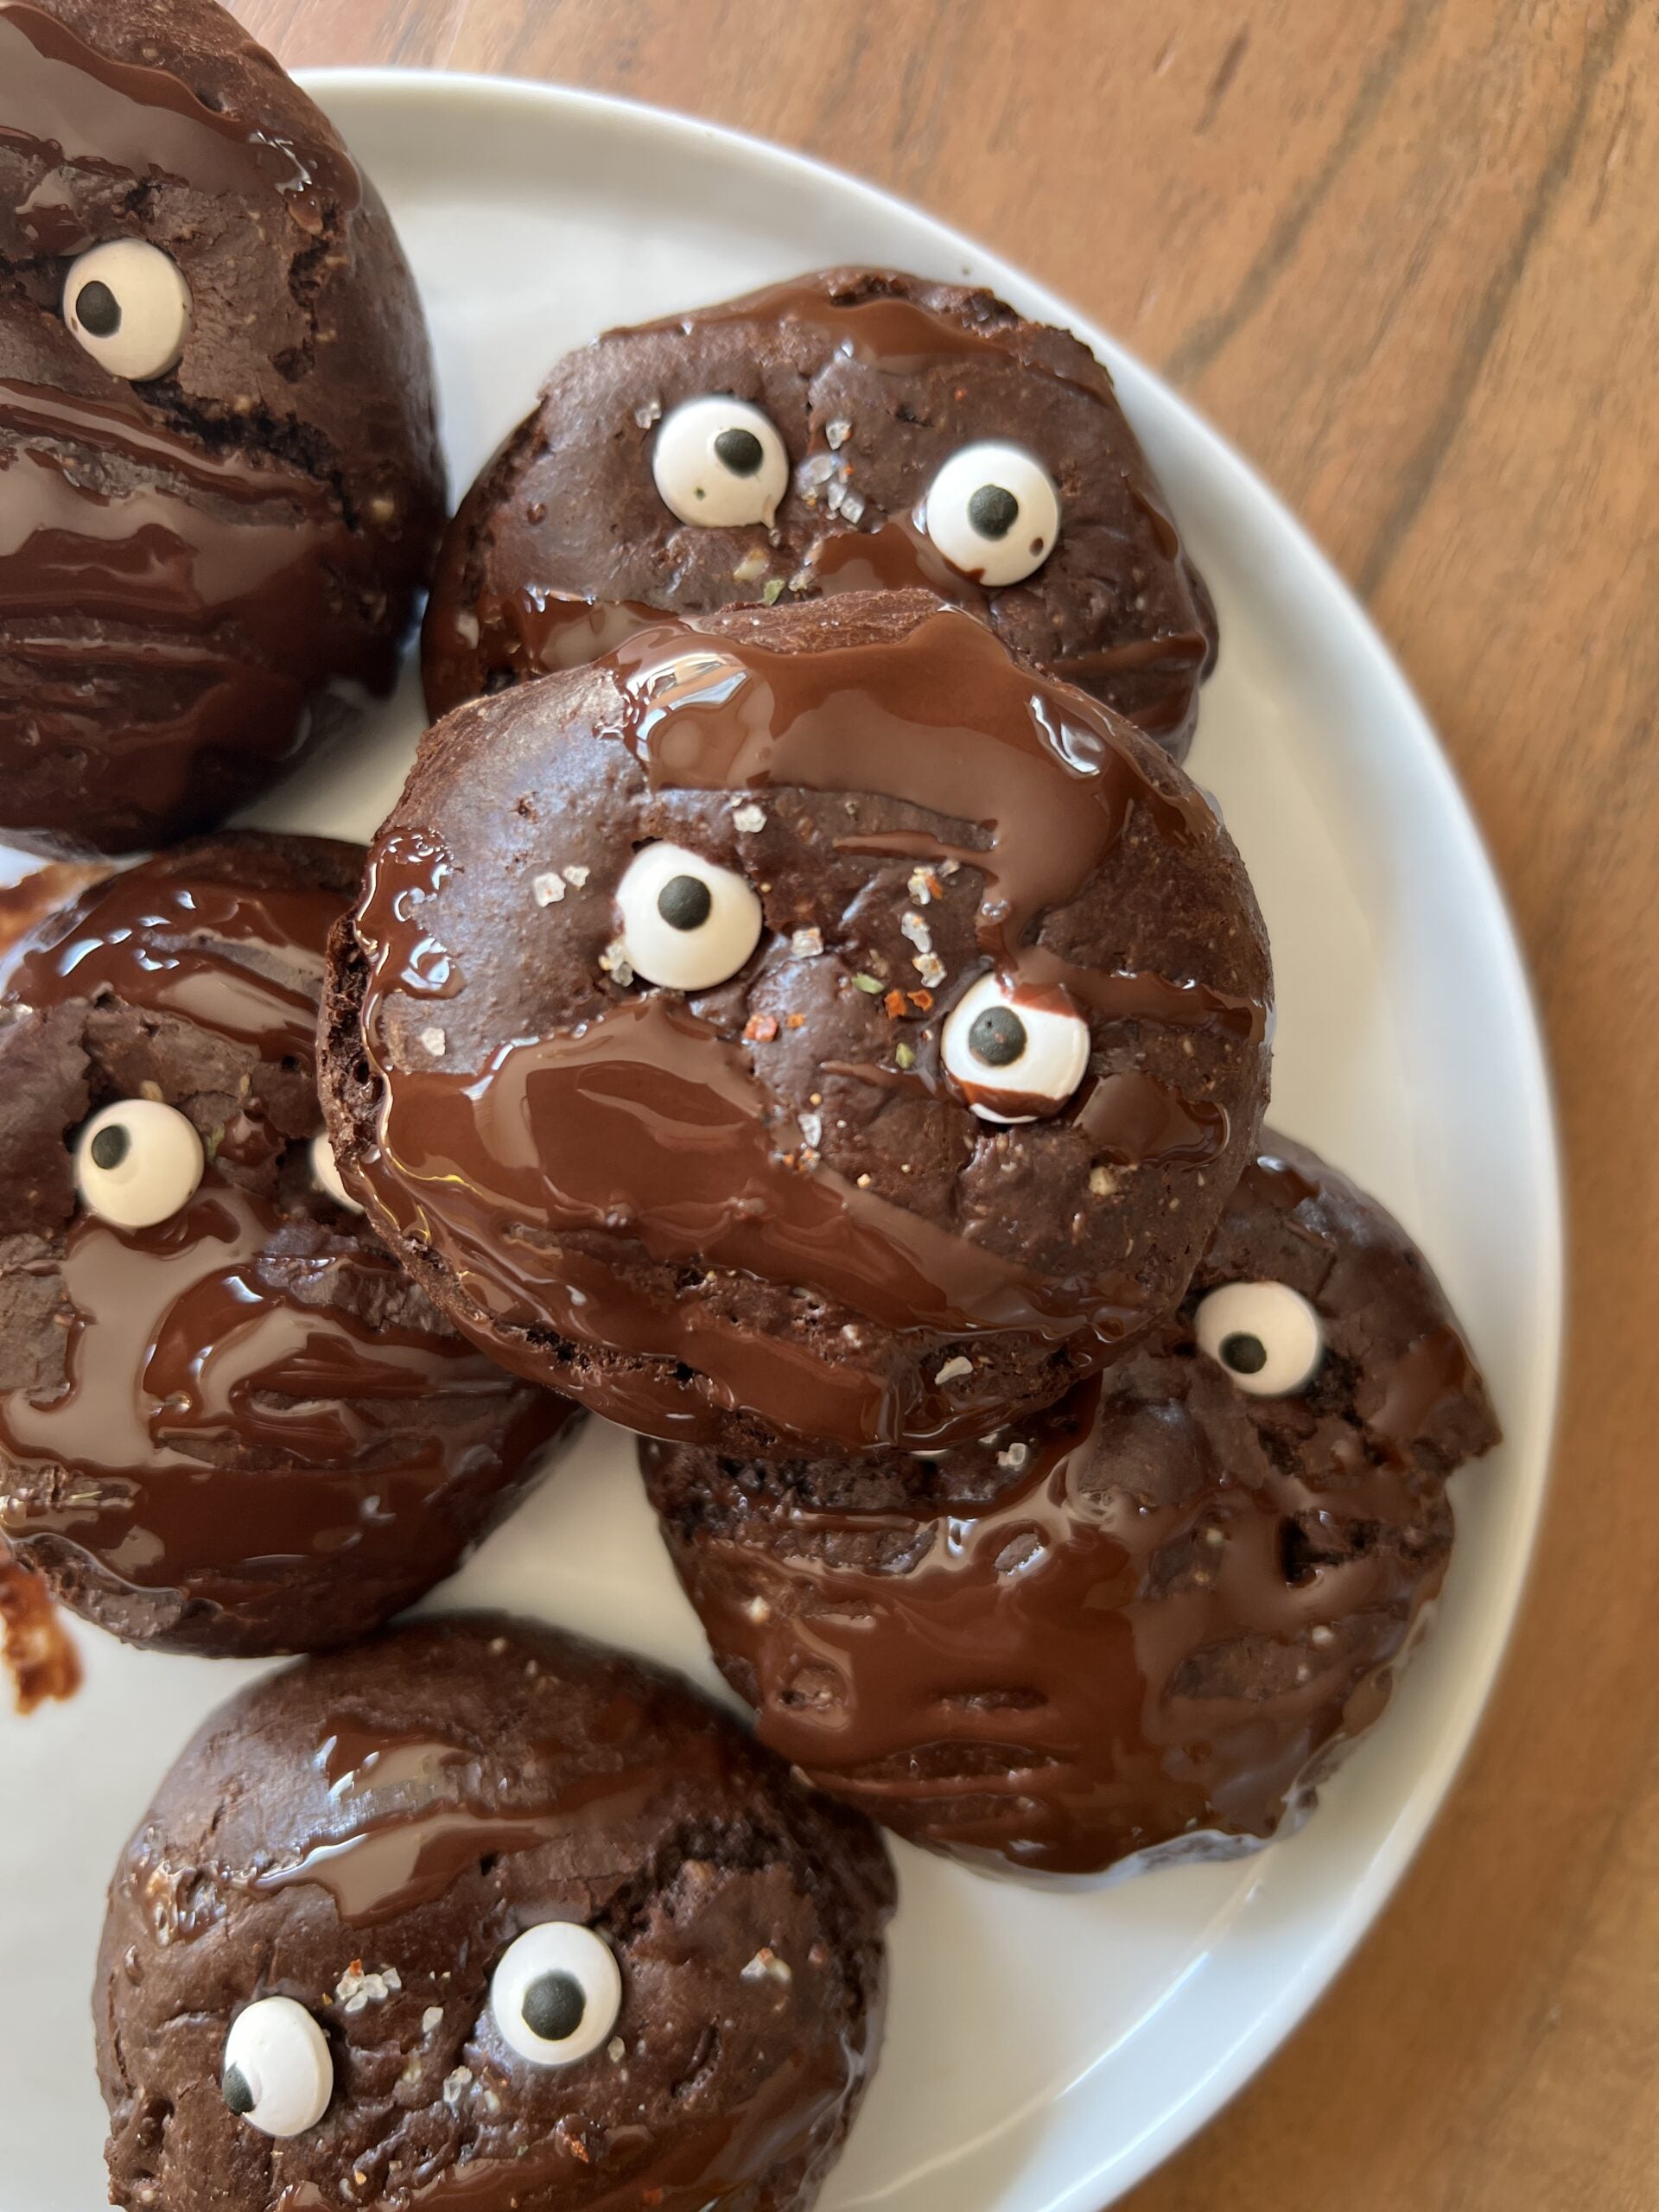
0;5;1499;2208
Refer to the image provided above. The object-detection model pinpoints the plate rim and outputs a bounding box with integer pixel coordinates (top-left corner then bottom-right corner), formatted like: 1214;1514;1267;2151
292;65;1566;2202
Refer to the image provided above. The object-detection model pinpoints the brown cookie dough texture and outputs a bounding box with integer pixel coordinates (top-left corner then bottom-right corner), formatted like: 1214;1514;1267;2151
423;265;1217;757
0;835;578;1657
0;0;445;854
97;1613;894;2212
643;1135;1502;1878
321;589;1273;1455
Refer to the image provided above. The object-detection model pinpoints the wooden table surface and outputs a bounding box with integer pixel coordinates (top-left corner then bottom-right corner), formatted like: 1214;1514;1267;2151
239;3;1657;2204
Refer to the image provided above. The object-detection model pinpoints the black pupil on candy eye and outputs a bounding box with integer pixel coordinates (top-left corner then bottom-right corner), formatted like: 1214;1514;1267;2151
74;279;122;338
221;2063;254;2116
968;1007;1027;1067
89;1123;130;1171
1220;1332;1268;1375
658;874;713;931
522;1969;587;2043
713;427;765;476
967;484;1019;539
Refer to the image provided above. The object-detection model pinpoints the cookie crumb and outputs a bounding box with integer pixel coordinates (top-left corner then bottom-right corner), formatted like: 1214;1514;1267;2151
562;864;590;887
421;2005;444;2033
531;871;565;906
935;1355;974;1385
442;2066;473;2106
791;926;823;957
825;418;852;448
1089;1165;1118;1196
419;1026;446;1058
732;546;769;584
733;801;767;832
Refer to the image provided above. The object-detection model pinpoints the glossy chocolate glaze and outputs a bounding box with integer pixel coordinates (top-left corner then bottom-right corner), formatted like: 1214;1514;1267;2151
99;1616;893;2212
644;1141;1502;1876
0;1;442;852
422;267;1217;754
0;843;575;1654
343;598;1271;1450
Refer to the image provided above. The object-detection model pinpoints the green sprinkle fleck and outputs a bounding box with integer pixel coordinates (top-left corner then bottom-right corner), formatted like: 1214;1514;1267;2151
894;1043;917;1070
760;577;786;605
853;973;883;994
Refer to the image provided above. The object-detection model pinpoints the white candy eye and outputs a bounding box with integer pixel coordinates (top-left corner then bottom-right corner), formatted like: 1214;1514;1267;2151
309;1131;362;1213
221;1995;334;2138
615;840;763;991
62;238;191;381
74;1099;204;1229
940;972;1090;1124
490;1923;622;2068
921;441;1061;587
652;396;789;528
1195;1281;1325;1397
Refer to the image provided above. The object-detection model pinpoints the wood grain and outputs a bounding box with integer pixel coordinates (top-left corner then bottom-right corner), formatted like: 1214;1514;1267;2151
238;3;1659;2204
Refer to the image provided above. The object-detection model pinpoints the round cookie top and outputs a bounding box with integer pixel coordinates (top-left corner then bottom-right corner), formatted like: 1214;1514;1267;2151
324;590;1273;1454
0;0;444;853
0;836;577;1657
97;1612;894;2212
642;1135;1501;1878
421;265;1217;756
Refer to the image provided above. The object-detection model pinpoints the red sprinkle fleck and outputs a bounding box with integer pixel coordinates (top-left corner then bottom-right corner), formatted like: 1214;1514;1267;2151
785;1013;806;1029
908;988;934;1011
743;1014;779;1042
883;989;906;1019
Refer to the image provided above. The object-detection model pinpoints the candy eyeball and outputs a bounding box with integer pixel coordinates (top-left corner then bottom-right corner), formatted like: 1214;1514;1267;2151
221;1995;334;2138
1194;1281;1325;1397
490;1922;622;2068
614;840;764;991
309;1132;362;1213
921;442;1061;587
940;972;1090;1123
73;1099;205;1230
652;396;789;528
61;238;192;381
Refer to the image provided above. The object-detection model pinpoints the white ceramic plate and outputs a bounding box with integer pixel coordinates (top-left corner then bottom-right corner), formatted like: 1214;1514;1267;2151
0;75;1560;2212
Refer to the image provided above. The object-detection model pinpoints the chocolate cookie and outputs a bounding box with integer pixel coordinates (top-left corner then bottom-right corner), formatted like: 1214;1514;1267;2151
422;265;1217;757
322;589;1273;1454
0;0;445;854
97;1612;894;2212
642;1135;1501;1878
0;836;578;1657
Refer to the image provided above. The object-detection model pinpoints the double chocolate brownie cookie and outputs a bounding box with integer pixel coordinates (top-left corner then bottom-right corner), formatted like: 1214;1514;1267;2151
643;1136;1501;1878
423;265;1217;757
0;836;578;1657
322;590;1273;1454
97;1613;894;2212
0;0;445;853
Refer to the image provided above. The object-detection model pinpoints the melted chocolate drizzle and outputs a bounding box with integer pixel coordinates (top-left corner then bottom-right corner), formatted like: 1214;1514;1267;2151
653;1352;1468;1877
0;5;397;845
423;273;1211;749
0;859;569;1620
227;1701;857;2212
354;607;1268;1448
